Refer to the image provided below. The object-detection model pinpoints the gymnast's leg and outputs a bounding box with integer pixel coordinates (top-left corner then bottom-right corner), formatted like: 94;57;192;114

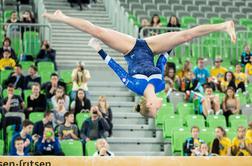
43;10;135;54
145;21;236;54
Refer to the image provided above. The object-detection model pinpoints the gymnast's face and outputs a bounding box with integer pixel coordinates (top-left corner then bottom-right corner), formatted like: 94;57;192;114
146;98;162;118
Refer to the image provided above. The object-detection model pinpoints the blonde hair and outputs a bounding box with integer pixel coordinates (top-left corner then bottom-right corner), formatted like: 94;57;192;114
135;97;152;118
98;96;109;112
95;138;109;151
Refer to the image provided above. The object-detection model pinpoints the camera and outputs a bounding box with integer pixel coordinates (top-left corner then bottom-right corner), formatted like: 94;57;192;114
93;111;98;115
45;44;50;49
45;131;53;138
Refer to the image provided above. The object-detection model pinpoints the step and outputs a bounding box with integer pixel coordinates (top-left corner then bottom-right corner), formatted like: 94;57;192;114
112;128;162;138
112;117;147;125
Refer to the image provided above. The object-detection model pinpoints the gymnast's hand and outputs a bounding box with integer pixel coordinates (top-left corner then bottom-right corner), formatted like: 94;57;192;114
42;10;67;21
88;38;101;52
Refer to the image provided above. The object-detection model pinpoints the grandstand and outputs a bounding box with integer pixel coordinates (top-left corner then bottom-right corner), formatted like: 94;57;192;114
0;0;252;162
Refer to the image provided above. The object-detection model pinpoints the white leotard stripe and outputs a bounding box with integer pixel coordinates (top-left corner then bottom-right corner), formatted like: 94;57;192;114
105;56;111;64
132;74;162;81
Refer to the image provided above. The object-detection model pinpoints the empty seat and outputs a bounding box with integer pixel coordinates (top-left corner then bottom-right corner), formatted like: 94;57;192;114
157;3;171;11
177;103;194;122
208;0;219;6
227;7;240;13
198;18;209;24
172;4;185;11
143;3;158;11
234;13;247;21
148;10;162;18
213;6;226;13
60;140;83;156
181;16;197;28
0;139;4;155
129;2;142;12
205;12;219;19
220;13;232;19
76;113;90;130
171;127;190;155
207;115;226;128
199;5;212;12
23;31;41;57
199;128;215;145
163;11;175;18
229;115;248;129
191;11;205;18
85;140;96;156
29;112;44;123
186;5;199;12
194;0;206;6
241;7;252;14
163;114;184;139
37;61;55;74
177;11;191;18
234;1;245;7
210;17;224;24
221;1;233;7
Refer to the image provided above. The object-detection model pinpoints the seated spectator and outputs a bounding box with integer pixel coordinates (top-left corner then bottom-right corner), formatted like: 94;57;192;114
0;37;17;61
246;122;252;140
193;57;210;86
202;84;221;117
191;143;212;156
2;84;25;141
210;57;228;90
232;126;252;156
93;138;114;156
52;97;67;128
150;14;161;27
4;64;26;89
80;106;110;143
21;10;35;23
164;66;180;95
177;60;192;82
35;124;64;156
24;65;41;89
245;56;252;81
138;18;150;38
70;89;91;115
0;50;16;70
9;120;34;155
222;87;240;125
18;0;31;4
5;11;20;31
11;137;29;156
26;83;47;117
33;111;53;137
51;86;70;111
220;71;236;92
97;96;113;137
68;0;83;10
183;126;205;156
71;61;91;100
234;64;247;92
211;126;231;156
42;73;66;99
36;40;57;69
58;112;78;140
167;15;181;32
241;44;252;67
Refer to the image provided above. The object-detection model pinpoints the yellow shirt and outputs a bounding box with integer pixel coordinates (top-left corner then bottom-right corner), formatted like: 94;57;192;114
245;63;252;75
219;137;232;156
220;79;229;90
246;129;252;140
232;137;252;156
210;67;228;81
0;58;16;70
234;72;247;85
177;70;189;80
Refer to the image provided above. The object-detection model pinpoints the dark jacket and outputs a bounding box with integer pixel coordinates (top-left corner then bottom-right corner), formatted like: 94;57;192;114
4;72;26;89
183;137;205;156
41;81;66;99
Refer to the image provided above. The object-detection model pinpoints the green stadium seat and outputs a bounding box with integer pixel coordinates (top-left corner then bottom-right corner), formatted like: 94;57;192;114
167;56;180;64
171;127;190;155
2;88;22;98
29;112;44;123
20;61;34;73
23;31;41;57
210;17;224;24
40;71;53;84
76;113;90;130
60;140;83;156
185;115;205;129
0;139;4;155
177;103;194;122
85;140;96;156
38;61;55;74
23;89;32;105
214;92;225;102
163;114;184;139
235;93;247;106
0;30;5;47
181;16;196;28
4;10;13;22
11;35;23;58
155;102;174;127
128;14;140;27
239;18;252;27
225;128;236;140
60;70;72;83
207;115;226;128
156;91;167;102
199;128;215;145
0;69;13;86
229;115;248;129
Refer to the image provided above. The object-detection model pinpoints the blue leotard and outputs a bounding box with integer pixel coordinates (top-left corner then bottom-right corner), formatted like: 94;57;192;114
98;39;167;96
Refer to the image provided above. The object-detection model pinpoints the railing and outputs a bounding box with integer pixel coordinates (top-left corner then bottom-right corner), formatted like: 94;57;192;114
139;27;252;65
103;0;138;37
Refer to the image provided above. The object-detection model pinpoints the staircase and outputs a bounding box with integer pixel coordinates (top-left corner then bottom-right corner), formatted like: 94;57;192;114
43;0;170;156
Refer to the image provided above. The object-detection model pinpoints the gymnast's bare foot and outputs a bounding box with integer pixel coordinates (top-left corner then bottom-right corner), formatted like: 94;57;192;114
224;20;236;44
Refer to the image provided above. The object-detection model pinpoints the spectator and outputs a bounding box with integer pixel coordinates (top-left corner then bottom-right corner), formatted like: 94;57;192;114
245;56;252;80
36;40;57;69
35;124;64;155
51;86;70;111
150;14;161;27
97;96;113;136
24;65;41;89
183;126;205;156
138;18;150;38
1;84;25;141
53;97;67;128
26;83;47;117
167;15;181;32
211;126;231;156
11;137;29;156
80;106;110;142
202;84;221;117
234;64;247;92
5;11;20;31
71;61;91;100
68;0;83;10
42;73;66;99
193;57;210;85
4;64;26;89
0;50;16;70
192;143;212;156
70;89;91;115
21;10;35;23
164;66;180;92
18;0;30;4
232;126;252;156
9;120;34;155
0;37;17;60
182;71;203;96
220;71;236;92
93;138;114;156
210;57;228;89
222;87;240;125
241;44;252;67
58;112;79;140
33;111;53;137
177;60;192;82
246;122;252;140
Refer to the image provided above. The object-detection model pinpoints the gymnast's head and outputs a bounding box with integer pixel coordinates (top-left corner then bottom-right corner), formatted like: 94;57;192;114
135;97;162;118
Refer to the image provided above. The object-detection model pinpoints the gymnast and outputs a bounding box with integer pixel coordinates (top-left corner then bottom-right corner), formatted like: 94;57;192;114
43;10;236;118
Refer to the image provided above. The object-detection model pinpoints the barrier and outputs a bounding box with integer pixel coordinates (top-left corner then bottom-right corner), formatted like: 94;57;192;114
0;156;252;166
